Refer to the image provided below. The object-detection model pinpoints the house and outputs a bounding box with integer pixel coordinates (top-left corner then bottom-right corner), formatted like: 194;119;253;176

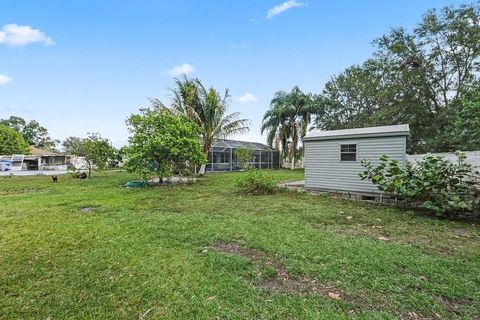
303;124;410;196
205;139;281;172
23;146;72;170
1;146;88;172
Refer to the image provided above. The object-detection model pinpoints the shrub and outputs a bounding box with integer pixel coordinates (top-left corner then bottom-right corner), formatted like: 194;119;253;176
124;107;206;182
234;147;254;170
235;169;277;195
359;152;480;217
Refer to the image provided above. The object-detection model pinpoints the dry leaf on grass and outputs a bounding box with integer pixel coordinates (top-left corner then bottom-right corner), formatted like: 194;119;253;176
328;292;341;300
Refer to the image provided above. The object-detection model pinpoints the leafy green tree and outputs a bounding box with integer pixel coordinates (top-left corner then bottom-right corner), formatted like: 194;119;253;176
314;3;480;153
0;116;57;149
62;136;86;155
234;147;254;170
449;90;480;151
314;61;382;130
374;4;480;112
82;133;116;177
315;59;435;153
123;106;206;182
0;125;29;155
170;75;250;174
262;86;315;169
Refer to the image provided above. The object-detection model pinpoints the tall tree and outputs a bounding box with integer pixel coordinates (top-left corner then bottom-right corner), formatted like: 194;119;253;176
170;75;250;174
0;116;57;150
314;3;480;153
315;59;435;153
61;135;118;175
0;125;29;155
449;90;480;151
262;86;314;169
314;61;382;130
261;106;291;159
374;4;480;111
62;137;86;155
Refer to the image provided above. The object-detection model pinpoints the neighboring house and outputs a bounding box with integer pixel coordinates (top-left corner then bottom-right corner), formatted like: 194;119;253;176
22;146;72;171
303;124;410;196
1;147;71;171
205;139;281;172
1;146;88;172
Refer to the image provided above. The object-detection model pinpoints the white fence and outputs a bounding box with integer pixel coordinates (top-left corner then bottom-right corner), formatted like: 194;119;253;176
407;151;480;168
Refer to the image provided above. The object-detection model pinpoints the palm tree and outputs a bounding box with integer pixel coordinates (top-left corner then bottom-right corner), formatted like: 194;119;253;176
261;86;315;170
171;75;250;173
261;103;291;160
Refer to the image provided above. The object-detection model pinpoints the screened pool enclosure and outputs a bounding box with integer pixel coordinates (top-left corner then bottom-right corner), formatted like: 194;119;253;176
205;139;281;172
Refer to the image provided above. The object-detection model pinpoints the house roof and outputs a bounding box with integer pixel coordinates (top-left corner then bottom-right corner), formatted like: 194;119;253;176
28;146;66;156
206;139;275;151
303;124;410;141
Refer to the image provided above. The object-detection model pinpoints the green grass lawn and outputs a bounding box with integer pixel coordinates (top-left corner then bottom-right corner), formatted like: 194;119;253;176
1;170;479;319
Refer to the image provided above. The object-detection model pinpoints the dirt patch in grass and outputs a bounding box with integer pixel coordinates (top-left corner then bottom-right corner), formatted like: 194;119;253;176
78;206;96;213
213;241;344;298
0;188;45;196
435;296;478;317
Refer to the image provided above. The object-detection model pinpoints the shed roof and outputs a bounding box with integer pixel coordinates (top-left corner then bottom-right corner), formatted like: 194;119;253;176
303;124;410;141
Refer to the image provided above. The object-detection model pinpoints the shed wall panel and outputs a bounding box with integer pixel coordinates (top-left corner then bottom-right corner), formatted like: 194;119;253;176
304;136;406;194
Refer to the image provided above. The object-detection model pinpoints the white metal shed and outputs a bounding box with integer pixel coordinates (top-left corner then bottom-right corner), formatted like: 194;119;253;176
303;124;410;196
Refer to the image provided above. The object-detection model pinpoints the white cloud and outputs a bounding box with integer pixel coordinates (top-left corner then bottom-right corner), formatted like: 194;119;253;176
0;24;54;47
168;63;195;76
266;0;303;19
237;92;258;103
0;74;12;85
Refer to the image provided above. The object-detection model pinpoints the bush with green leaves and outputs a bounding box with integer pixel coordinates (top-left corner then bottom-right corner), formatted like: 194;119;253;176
359;153;480;216
234;147;254;170
0;125;29;155
123;107;206;182
235;169;277;195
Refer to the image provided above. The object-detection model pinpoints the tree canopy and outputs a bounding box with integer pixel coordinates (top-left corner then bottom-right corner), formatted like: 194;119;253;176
0;116;58;150
262;86;316;169
84;133;116;176
60;134;117;175
62;136;86;155
123;105;206;181
170;75;250;173
313;3;480;153
0;125;30;155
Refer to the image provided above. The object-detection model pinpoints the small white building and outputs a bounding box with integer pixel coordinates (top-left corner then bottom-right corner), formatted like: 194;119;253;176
303;124;410;196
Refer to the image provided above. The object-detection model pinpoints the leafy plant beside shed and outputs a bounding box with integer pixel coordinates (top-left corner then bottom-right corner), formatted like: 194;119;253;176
360;152;480;217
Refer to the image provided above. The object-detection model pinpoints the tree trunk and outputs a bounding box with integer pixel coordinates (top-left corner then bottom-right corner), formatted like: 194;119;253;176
198;143;210;175
290;118;298;170
88;161;92;178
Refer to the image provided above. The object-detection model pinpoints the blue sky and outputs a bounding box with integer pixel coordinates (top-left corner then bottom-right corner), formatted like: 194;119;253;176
0;0;467;147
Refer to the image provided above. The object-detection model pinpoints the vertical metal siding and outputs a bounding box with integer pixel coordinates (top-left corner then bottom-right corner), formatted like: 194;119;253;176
304;136;406;194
